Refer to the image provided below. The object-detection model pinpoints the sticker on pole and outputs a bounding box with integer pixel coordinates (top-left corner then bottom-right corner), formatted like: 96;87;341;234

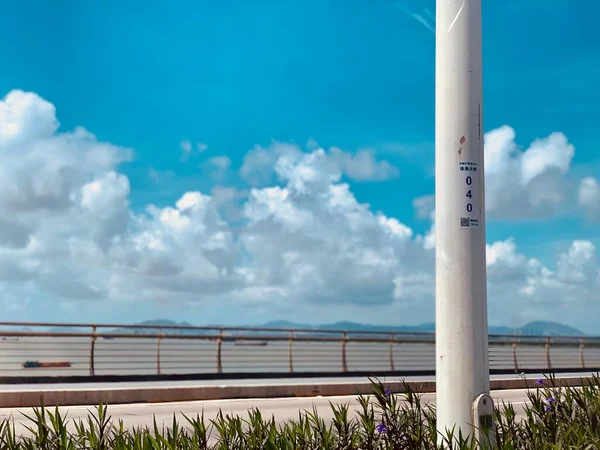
458;161;480;229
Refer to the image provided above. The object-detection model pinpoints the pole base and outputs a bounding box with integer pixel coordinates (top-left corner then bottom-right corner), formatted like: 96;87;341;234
472;393;496;448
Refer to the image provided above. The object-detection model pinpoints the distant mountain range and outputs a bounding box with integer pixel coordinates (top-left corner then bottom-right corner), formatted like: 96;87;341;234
260;320;586;337
5;319;587;337
97;319;586;337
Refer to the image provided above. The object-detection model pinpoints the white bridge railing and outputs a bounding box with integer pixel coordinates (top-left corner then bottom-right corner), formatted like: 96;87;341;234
0;322;597;378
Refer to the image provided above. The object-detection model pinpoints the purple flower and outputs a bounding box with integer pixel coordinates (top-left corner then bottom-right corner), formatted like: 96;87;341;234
547;397;555;403
377;423;388;434
385;389;392;397
545;405;552;412
536;379;544;385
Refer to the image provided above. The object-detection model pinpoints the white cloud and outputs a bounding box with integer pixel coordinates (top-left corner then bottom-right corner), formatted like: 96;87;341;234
518;240;599;312
180;140;207;162
414;125;589;221
211;186;247;204
240;142;302;186
484;125;575;219
328;147;399;181
240;141;399;186
578;177;600;220
556;240;597;284
0;90;59;145
1;89;599;330
209;186;248;223
202;155;233;183
102;189;243;304
486;238;533;284
413;195;434;219
485;238;600;326
208;156;232;170
240;149;429;308
180;139;192;153
75;171;130;250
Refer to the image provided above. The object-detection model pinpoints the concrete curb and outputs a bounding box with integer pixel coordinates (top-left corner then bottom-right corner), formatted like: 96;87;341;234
0;376;592;408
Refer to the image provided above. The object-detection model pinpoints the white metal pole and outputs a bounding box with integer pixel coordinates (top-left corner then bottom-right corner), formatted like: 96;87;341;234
435;0;494;446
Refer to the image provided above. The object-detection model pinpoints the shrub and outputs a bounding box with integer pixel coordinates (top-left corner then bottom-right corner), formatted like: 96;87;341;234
0;373;599;449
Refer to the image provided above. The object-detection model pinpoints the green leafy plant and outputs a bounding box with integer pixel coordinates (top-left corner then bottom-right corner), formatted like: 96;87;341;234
1;374;600;449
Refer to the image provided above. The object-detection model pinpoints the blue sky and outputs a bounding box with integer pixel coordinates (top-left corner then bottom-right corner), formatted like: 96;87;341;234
0;0;599;332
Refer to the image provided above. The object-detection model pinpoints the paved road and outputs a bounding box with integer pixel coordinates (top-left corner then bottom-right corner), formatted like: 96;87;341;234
0;370;595;391
0;388;536;439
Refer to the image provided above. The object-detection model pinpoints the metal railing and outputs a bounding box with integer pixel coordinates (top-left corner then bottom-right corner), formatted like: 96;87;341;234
0;321;598;379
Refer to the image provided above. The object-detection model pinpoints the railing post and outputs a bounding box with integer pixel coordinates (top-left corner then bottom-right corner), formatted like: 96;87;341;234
389;333;395;372
341;332;348;372
579;339;586;369
512;339;519;373
545;337;552;370
89;326;97;376
216;328;223;374
156;328;163;375
288;331;294;373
